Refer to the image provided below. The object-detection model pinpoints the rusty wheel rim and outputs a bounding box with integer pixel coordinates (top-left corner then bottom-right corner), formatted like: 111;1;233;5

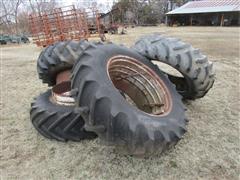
107;55;172;116
51;81;75;106
56;70;71;84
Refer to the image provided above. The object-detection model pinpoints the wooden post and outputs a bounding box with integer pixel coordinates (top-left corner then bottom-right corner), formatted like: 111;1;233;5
190;15;193;26
165;15;168;26
220;14;224;26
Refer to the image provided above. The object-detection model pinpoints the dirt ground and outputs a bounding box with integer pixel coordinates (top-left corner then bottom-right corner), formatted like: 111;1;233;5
1;27;239;179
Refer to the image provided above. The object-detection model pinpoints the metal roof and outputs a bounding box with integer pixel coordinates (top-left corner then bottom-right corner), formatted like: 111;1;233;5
166;0;240;15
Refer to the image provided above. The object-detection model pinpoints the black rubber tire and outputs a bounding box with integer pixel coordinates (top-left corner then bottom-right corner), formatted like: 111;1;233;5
132;34;215;99
30;89;97;141
71;42;187;156
37;40;91;86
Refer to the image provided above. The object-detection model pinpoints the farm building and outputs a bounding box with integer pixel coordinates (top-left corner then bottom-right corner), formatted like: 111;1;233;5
166;0;240;26
99;8;118;25
99;8;136;25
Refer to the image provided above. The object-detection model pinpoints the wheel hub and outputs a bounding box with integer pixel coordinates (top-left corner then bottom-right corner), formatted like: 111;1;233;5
51;81;75;106
107;55;172;116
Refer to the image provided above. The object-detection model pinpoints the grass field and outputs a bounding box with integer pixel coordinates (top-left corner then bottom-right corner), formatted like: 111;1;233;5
1;26;239;179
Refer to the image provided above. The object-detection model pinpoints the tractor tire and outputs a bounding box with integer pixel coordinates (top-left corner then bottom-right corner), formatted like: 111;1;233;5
132;34;215;99
37;40;90;86
30;89;97;141
71;42;187;156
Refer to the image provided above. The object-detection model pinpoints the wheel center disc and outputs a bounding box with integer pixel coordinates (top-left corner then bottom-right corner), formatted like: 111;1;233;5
107;55;172;116
51;81;75;106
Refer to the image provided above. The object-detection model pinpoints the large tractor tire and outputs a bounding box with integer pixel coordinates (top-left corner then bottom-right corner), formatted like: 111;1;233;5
37;40;90;86
132;34;215;99
30;89;97;141
71;42;187;156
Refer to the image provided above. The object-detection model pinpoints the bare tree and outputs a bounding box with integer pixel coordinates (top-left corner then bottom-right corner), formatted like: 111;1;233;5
27;0;58;14
17;11;29;33
0;0;22;34
0;1;12;33
14;0;21;33
0;0;58;34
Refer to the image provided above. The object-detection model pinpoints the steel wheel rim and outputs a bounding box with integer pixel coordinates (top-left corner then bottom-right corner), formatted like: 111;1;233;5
107;55;172;116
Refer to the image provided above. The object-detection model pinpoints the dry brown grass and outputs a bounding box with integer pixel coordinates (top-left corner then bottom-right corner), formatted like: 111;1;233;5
1;26;239;179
